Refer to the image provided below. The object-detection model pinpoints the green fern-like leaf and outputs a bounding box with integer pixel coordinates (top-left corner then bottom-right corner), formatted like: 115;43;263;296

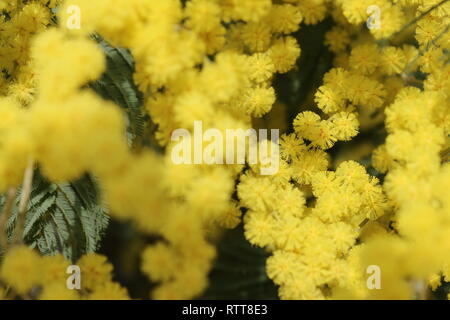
0;36;145;261
90;35;145;145
4;171;109;262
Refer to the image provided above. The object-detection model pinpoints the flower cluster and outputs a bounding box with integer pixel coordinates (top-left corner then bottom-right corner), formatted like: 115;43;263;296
0;245;129;299
0;0;302;300
239;0;449;299
0;0;448;300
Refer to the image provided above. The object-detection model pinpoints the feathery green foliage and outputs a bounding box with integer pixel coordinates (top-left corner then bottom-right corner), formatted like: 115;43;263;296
3;171;108;262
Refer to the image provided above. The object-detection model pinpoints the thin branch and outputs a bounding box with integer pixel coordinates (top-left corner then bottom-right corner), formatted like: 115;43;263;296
388;0;450;41
403;23;450;73
359;218;369;228
13;158;34;245
0;188;17;250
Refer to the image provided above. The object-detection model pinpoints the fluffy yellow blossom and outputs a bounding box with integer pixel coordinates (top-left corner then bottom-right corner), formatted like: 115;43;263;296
291;148;329;184
380;46;406;76
0;246;42;294
297;0;327;25
0;99;33;192
242;86;276;117
329;112;359;141
269;37;301;73
40;254;70;285
174;92;214;129
77;253;113;291
349;44;380;75
267;4;303;34
315;85;345;114
39;283;80;300
88;282;130;300
247;53;275;83
221;0;272;23
0;0;448;302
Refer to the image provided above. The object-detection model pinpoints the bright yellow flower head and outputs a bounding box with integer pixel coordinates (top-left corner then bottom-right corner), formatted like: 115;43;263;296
0;246;42;294
77;253;113;291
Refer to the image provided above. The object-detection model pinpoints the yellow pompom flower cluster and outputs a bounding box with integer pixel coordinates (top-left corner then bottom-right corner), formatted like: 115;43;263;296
0;246;128;299
337;0;407;39
240;0;449;300
360;90;449;299
0;0;448;301
0;0;303;300
0;0;60;105
53;0;307;299
239;156;386;299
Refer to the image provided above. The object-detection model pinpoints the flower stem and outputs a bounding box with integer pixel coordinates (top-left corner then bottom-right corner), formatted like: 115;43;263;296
13;158;34;245
0;188;17;251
